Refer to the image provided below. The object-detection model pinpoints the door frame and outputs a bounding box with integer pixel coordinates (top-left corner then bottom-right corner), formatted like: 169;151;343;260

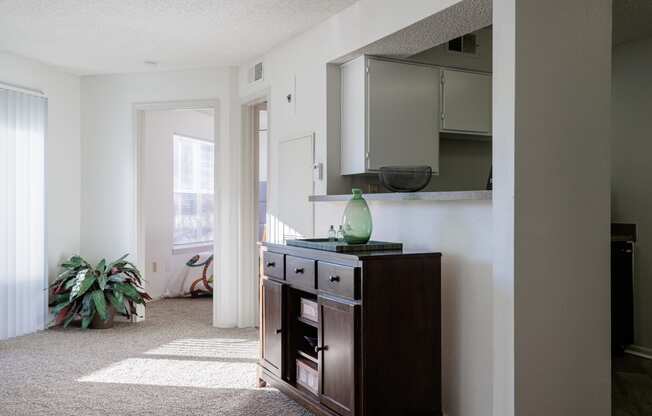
133;99;221;321
241;91;271;327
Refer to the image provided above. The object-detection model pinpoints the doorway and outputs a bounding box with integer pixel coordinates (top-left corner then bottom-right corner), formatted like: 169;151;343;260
251;100;269;328
134;100;220;321
254;102;269;244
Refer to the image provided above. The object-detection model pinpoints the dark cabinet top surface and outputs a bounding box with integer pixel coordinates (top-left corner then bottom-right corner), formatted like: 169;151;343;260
261;242;441;267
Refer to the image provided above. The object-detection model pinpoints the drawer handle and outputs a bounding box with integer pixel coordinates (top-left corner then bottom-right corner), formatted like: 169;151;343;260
266;261;276;268
276;328;282;334
294;267;305;274
329;275;340;282
314;345;328;353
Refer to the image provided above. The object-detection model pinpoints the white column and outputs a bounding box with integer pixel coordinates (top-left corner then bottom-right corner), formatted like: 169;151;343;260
493;1;612;415
214;67;257;328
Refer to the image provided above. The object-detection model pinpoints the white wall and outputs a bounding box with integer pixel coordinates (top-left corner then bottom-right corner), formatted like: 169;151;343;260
143;109;214;299
494;1;612;415
80;67;236;262
0;52;81;283
612;35;652;351
239;1;494;415
316;199;492;415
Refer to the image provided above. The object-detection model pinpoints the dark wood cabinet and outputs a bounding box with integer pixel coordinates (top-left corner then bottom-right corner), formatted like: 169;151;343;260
258;243;442;416
318;296;359;416
261;278;284;377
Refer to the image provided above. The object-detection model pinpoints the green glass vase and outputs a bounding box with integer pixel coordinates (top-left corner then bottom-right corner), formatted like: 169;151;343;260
341;189;373;244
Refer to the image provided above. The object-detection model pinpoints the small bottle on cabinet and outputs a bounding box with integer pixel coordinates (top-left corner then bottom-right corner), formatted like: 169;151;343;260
328;225;337;241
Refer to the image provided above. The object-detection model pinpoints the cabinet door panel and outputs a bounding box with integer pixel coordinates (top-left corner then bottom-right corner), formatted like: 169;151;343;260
441;69;492;134
367;58;440;172
318;297;359;416
340;56;367;175
262;278;284;377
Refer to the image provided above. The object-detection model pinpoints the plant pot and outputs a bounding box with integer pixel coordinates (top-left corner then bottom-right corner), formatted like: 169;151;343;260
91;305;116;329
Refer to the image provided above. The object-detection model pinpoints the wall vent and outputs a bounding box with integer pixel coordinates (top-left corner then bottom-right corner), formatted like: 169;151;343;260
448;34;478;55
249;61;264;83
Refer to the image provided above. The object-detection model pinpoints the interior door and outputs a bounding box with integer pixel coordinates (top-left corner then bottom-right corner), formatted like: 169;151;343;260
262;278;284;377
277;134;315;242
318;296;359;416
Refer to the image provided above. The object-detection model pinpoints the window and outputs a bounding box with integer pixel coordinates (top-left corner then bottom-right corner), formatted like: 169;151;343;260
173;134;214;246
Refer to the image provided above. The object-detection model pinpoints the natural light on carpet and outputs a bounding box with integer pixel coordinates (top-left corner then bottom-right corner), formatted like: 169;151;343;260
77;338;259;389
144;338;258;359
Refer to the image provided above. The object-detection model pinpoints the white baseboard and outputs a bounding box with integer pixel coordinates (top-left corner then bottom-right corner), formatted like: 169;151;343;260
625;345;652;360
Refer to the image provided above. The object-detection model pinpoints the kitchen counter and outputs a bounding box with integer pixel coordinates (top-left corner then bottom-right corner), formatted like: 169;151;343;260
309;190;492;202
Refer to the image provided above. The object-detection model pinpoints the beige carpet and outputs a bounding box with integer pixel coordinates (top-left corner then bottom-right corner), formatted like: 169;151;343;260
0;298;312;416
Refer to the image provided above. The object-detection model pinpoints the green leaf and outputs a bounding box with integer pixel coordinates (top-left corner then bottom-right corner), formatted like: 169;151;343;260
81;310;95;329
97;272;108;291
91;290;108;321
114;290;124;305
108;273;127;283
50;301;71;316
107;292;127;315
80;294;93;317
96;259;107;273
49;293;70;306
62;255;87;269
64;278;77;290
63;313;76;328
70;270;96;300
113;283;142;301
107;254;129;269
57;269;76;279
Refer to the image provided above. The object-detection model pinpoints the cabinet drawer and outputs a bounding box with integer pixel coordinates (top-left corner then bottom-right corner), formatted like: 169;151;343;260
286;256;316;289
263;251;285;280
317;262;360;300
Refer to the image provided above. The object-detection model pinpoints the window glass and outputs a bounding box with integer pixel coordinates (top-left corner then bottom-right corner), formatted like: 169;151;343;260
173;134;214;246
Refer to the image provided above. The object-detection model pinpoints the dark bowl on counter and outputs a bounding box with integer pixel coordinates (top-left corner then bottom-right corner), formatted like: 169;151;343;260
377;166;433;192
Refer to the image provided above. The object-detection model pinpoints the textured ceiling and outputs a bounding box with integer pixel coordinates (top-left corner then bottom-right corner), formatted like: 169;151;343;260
332;0;491;64
0;0;356;75
614;0;652;45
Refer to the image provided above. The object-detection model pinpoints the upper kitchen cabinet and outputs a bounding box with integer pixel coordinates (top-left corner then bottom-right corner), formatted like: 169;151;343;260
340;56;440;175
440;69;492;136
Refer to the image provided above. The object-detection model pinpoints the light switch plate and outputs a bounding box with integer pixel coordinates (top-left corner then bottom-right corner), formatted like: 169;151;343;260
313;162;323;181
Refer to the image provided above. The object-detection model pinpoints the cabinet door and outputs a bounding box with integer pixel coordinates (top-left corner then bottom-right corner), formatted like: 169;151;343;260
441;69;492;134
340;55;367;175
261;278;284;377
318;297;359;416
367;58;440;172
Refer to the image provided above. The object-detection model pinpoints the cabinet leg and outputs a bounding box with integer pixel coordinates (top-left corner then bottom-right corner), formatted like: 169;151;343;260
257;377;267;388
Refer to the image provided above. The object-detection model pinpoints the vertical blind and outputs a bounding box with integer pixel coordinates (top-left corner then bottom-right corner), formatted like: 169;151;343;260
0;87;47;341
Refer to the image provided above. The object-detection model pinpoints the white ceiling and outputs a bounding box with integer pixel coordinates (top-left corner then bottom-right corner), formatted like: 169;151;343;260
1;0;648;76
614;0;652;45
0;0;356;75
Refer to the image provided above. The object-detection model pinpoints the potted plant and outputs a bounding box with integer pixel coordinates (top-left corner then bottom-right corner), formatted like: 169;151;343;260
49;254;151;329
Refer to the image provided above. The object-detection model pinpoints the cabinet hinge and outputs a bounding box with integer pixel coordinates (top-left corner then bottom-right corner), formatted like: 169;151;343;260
365;152;370;159
441;72;445;84
441;112;446;120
